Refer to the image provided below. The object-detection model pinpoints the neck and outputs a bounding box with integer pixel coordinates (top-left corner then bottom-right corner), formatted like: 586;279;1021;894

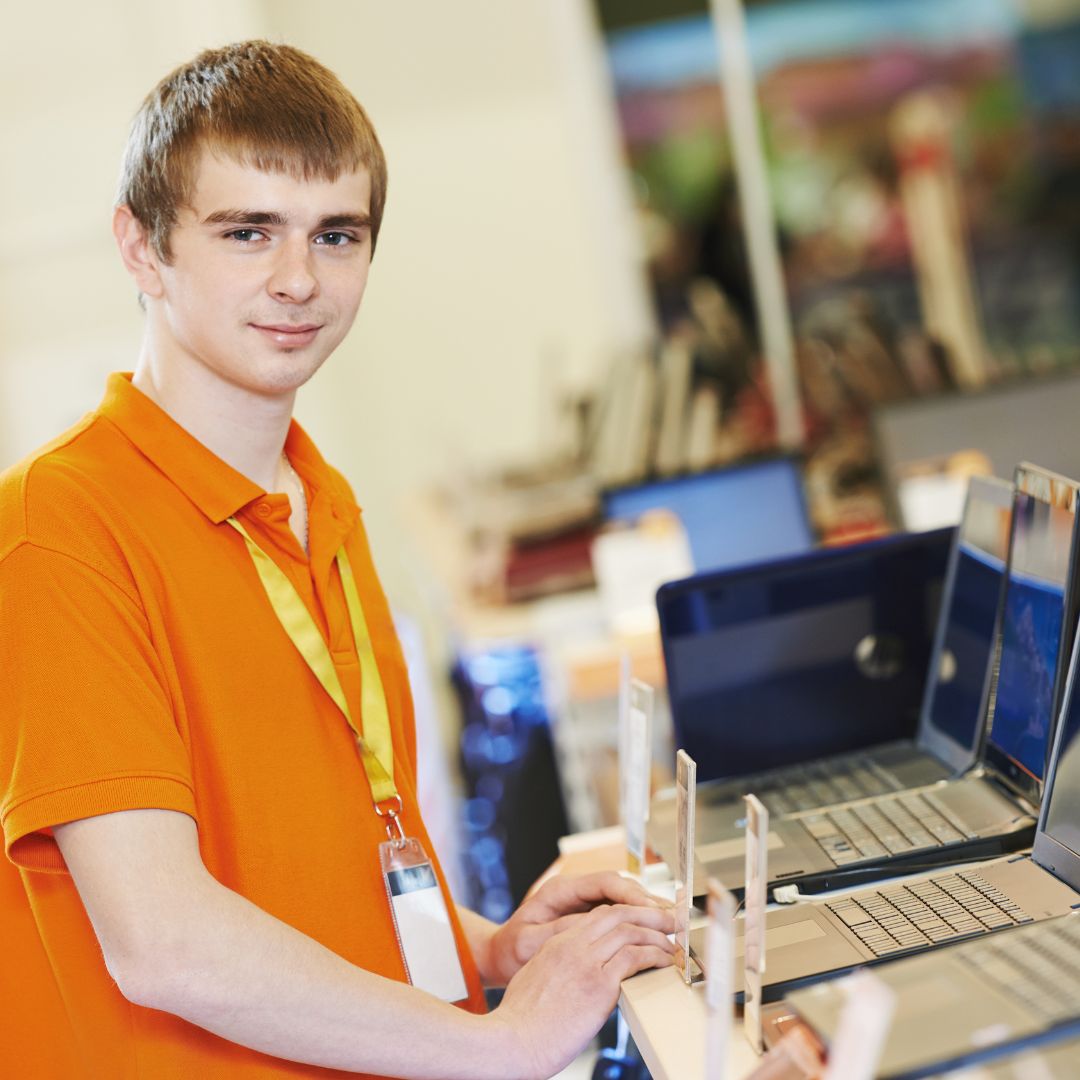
132;344;294;493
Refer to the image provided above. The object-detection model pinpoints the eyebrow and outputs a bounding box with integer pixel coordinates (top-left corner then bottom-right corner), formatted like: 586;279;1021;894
201;209;371;230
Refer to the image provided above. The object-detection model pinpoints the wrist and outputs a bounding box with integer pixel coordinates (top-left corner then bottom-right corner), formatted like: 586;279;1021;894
458;907;504;986
482;1004;544;1080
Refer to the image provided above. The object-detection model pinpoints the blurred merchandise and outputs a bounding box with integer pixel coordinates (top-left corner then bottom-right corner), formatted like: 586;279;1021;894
591;511;694;635
453;646;569;921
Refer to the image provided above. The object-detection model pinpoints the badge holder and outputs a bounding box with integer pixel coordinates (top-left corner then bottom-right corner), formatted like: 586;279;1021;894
377;798;468;1004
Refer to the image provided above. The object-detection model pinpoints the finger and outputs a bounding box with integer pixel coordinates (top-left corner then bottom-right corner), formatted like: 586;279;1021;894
533;872;667;917
529;911;587;946
566;872;668;910
591;923;677;966
513;913;584;960
574;903;677;944
603;943;676;983
526;904;660;959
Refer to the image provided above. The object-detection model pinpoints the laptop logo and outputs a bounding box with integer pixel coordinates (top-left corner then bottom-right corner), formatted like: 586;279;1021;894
855;633;905;680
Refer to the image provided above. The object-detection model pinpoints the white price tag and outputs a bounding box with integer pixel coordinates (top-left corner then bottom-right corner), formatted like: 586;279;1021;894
823;970;896;1080
704;879;736;1080
620;676;654;874
743;793;768;1055
675;748;697;984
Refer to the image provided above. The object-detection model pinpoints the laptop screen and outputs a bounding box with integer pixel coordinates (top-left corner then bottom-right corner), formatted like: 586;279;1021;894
658;529;951;780
1039;639;1080;867
984;467;1079;794
921;478;1012;756
603;458;814;573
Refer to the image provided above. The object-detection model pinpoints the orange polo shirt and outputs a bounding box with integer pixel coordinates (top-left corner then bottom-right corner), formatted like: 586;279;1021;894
0;373;485;1079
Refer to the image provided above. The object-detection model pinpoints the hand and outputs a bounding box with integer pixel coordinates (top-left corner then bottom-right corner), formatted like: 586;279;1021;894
490;901;677;1079
484;871;671;987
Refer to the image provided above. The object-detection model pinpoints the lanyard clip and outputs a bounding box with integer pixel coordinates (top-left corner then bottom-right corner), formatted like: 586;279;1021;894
375;795;406;845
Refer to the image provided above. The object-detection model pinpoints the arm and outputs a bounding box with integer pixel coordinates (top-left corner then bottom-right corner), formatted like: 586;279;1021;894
56;809;674;1079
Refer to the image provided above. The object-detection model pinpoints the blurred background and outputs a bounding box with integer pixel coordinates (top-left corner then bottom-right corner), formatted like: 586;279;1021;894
6;0;1080;982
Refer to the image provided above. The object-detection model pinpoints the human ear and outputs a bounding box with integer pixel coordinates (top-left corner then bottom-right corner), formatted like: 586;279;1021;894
113;206;165;299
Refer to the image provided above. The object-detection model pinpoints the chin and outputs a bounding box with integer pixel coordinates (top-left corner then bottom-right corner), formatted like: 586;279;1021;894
223;358;327;398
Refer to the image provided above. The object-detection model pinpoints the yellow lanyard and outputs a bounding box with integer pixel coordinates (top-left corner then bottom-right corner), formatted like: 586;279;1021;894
227;518;398;812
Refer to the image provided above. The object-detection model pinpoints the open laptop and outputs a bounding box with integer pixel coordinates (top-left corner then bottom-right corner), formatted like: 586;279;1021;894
664;475;1013;833
689;464;1080;899
709;563;1080;1000
602;456;814;574
656;527;955;787
763;613;1080;1076
788;914;1080;1078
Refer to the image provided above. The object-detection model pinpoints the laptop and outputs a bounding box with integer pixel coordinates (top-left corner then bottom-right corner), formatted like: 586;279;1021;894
656;527;955;786
602;456;815;574
708;558;1080;1001
687;464;1080;899
662;475;1012;834
788;914;1080;1078
764;609;1080;1076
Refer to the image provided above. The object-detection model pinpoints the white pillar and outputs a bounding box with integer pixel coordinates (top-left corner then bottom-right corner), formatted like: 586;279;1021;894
709;0;805;449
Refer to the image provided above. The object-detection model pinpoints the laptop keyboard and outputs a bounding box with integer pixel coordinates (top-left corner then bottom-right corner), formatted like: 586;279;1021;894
827;870;1034;958
745;758;897;817
954;916;1080;1023
803;792;968;866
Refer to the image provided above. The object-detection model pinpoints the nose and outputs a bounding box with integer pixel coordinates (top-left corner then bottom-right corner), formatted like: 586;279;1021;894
268;235;318;304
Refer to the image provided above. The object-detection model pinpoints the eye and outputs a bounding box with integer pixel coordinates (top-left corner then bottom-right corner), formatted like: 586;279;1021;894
225;228;266;244
315;231;354;247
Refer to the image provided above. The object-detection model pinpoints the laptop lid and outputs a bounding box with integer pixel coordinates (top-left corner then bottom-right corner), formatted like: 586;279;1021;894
980;464;1080;807
602;456;814;574
918;475;1014;773
657;528;952;782
1032;627;1080;893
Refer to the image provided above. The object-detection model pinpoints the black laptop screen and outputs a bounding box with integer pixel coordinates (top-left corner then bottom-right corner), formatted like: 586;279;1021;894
658;529;951;781
924;494;1010;751
986;489;1074;783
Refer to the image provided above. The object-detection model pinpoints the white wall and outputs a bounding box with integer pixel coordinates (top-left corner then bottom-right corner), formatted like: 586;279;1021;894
0;0;264;458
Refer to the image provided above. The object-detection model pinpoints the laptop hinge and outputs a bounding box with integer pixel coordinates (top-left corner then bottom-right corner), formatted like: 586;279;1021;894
1008;854;1028;863
1070;901;1080;910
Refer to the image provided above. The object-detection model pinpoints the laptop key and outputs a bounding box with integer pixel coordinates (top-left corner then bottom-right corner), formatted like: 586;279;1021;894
830;904;874;928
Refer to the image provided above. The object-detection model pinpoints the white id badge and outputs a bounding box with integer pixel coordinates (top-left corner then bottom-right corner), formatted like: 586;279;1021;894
380;837;468;1003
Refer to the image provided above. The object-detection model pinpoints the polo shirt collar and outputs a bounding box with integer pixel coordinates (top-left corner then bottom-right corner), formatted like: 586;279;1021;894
99;372;359;526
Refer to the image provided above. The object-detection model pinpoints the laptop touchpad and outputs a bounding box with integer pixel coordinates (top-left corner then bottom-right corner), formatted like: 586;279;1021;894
734;920;826;960
699;831;785;863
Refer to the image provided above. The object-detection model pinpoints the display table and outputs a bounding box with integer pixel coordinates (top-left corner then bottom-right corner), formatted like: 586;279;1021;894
619;963;760;1080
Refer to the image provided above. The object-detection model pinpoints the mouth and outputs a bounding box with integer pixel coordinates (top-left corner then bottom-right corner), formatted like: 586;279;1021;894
250;323;324;347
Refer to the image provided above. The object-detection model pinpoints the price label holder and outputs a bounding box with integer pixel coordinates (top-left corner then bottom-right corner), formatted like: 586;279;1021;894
823;970;896;1080
380;837;467;1003
674;748;698;985
743;793;768;1055
704;878;736;1080
619;668;654;875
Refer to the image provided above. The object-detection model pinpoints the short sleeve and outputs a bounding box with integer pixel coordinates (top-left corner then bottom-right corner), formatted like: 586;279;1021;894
0;542;196;872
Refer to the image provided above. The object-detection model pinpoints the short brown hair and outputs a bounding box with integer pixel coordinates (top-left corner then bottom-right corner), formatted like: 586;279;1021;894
118;40;387;260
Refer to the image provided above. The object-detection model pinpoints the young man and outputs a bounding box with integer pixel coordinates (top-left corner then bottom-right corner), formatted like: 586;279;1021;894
0;42;674;1079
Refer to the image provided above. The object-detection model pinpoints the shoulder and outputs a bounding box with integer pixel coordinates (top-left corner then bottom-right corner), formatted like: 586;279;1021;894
0;413;135;587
